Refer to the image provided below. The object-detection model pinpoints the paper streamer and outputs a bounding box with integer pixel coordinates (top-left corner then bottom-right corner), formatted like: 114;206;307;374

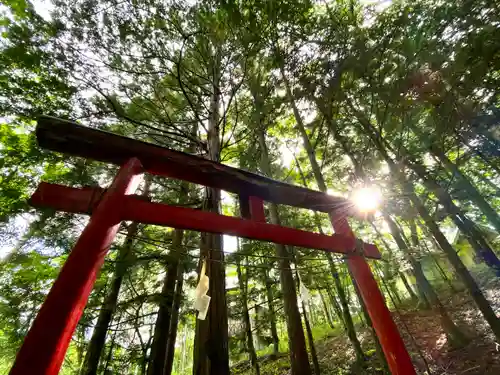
194;260;210;320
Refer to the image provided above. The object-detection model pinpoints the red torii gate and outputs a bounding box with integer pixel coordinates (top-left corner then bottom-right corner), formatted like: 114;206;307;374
10;116;416;375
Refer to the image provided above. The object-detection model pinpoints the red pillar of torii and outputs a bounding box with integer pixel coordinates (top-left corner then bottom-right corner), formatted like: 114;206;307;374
9;116;416;375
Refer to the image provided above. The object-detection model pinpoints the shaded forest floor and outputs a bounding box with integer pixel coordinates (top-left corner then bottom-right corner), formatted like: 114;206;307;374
233;277;500;375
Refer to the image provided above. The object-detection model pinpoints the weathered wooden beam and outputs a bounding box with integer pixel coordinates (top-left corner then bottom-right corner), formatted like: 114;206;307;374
37;116;357;215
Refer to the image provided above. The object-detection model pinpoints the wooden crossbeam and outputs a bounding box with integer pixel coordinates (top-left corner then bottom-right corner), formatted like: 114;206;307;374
36;116;358;216
30;182;381;259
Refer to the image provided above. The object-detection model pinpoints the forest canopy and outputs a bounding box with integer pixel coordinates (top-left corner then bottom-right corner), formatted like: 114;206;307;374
0;0;499;374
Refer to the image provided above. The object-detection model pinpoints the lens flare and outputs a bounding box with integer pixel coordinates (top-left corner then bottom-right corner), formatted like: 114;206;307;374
352;186;382;212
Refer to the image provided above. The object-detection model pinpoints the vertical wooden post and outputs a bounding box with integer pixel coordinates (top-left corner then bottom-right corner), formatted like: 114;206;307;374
239;195;266;222
331;216;416;375
10;158;143;375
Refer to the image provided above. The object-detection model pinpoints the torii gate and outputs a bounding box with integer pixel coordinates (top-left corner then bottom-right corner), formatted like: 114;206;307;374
9;116;416;375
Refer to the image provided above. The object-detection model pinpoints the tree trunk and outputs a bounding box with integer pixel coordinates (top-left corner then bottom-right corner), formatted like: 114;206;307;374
459;134;500;175
389;282;403;305
81;223;138;375
164;269;184;375
308;301;317;326
370;217;426;309
326;255;365;362
193;195;228;375
348;267;389;374
399;271;419;304
281;75;365;363
410;220;458;292
148;229;184;375
236;253;260;375
326;289;345;328
256;128;311;375
319;292;335;329
349;106;500;341
81;179;151;375
248;73;286;356
291;248;320;375
382;214;469;347
263;267;280;355
430;145;500;233
301;299;321;375
193;46;229;375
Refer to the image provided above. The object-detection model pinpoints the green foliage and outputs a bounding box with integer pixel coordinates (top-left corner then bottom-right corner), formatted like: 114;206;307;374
0;0;499;373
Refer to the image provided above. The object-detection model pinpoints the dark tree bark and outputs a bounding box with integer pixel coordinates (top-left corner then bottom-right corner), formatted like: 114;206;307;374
82;227;134;375
319;291;335;329
263;267;280;355
81;179;151;375
431;145;500;233
164;268;184;375
193;47;229;375
148;229;184;375
193;191;228;375
301;297;321;375
348;268;389;374
382;214;469;347
236;254;260;375
256;128;312;375
285;96;365;363
326;255;365;362
413;221;458;292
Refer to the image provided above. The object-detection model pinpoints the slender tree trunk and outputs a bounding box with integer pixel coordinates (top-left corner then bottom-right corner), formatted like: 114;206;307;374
319;292;335;329
291;249;320;375
409;219;457;292
81;179;151;375
389;282;403;305
256;128;311;375
370;216;427;310
263;267;280;356
301;300;321;375
236;253;260;375
281;79;365;363
349;106;500;341
348;267;389;374
326;289;345;328
382;214;468;347
148;229;184;375
84;249;127;374
459;134;500;175
326;256;365;361
430;145;500;233
308;301;317;326
193;48;229;375
164;269;184;375
380;234;419;303
399;271;419;303
76;324;86;373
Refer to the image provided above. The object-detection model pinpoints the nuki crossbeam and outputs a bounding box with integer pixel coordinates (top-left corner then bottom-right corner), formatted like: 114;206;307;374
9;116;416;375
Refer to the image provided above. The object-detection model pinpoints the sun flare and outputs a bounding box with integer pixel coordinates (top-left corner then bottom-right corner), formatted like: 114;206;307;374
352;186;382;212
